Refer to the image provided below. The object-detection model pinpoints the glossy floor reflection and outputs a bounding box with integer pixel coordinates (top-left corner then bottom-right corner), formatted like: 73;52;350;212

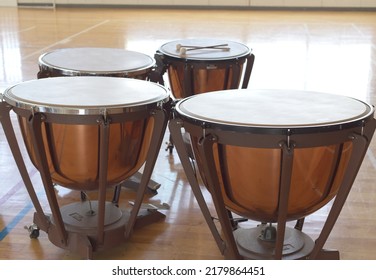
0;6;376;260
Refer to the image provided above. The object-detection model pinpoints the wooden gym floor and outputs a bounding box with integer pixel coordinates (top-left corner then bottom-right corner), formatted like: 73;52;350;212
0;6;376;260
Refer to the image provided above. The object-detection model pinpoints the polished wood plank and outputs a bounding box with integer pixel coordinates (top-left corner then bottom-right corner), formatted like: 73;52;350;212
0;6;376;260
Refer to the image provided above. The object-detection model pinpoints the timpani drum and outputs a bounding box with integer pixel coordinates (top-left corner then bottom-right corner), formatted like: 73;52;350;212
37;47;155;80
3;76;169;258
37;47;161;194
169;89;376;260
155;38;254;99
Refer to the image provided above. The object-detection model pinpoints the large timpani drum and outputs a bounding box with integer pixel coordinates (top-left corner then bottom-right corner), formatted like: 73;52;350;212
3;77;169;258
169;89;376;260
38;47;155;80
155;38;254;99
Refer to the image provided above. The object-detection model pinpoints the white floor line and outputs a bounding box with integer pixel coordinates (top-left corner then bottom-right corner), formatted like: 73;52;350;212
22;20;110;60
1;26;36;35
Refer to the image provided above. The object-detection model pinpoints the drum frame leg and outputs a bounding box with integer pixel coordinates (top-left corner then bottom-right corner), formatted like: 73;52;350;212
0;102;50;231
195;134;245;259
308;126;375;259
169;118;232;257
125;108;169;239
241;53;255;89
28;113;69;246
274;142;294;259
153;51;168;86
96;115;110;244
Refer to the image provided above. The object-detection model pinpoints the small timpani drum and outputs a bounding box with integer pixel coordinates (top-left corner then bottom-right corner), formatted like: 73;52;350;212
169;89;376;260
155;39;254;99
37;47;156;80
3;77;169;258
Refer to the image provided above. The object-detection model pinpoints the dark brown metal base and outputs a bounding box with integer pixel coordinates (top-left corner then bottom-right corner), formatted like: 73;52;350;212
122;171;161;195
134;209;166;229
36;201;166;259
234;226;314;260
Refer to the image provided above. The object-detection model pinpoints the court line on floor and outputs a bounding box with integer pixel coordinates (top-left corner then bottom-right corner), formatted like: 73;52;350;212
0;168;38;207
0;26;36;35
0;168;38;240
22;19;110;60
0;202;33;241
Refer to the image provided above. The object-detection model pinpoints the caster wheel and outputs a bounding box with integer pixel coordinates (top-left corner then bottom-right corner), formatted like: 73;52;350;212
165;142;174;154
29;229;40;239
168;146;173;154
24;224;40;239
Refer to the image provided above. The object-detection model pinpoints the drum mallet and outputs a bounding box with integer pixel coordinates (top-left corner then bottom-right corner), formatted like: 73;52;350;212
176;43;230;55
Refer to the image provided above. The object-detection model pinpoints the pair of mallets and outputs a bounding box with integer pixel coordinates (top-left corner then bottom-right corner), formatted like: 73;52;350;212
176;43;230;55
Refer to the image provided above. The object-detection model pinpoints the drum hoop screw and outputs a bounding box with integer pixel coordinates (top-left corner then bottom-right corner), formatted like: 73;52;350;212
98;108;111;124
210;134;218;142
103;108;108;123
287;129;292;149
31;106;36;117
279;139;295;150
201;122;206;138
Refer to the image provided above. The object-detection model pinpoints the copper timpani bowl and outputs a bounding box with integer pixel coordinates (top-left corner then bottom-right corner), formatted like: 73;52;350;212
174;89;374;222
4;76;169;191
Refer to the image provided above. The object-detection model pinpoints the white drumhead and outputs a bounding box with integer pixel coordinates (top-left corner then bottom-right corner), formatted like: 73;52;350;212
159;38;250;60
176;89;373;128
4;76;169;115
39;48;155;73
